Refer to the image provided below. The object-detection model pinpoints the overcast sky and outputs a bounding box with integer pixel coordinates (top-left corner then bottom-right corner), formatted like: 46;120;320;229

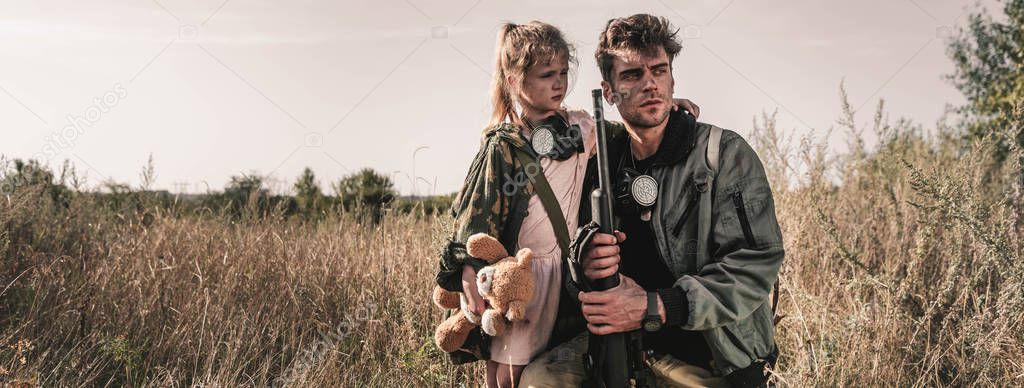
0;0;1000;195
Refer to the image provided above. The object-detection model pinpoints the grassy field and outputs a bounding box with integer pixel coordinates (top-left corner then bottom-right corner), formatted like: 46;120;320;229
2;98;1023;386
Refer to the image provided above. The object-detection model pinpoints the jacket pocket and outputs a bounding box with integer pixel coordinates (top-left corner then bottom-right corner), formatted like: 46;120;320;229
749;303;775;357
672;185;699;237
702;319;758;374
731;191;756;247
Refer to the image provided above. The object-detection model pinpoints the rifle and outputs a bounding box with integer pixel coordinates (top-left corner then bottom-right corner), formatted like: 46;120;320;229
586;89;632;387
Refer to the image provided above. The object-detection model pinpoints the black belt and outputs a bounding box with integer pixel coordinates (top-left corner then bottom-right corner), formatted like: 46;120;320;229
725;351;777;388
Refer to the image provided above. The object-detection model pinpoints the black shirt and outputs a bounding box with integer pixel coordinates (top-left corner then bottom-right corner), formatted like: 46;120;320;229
614;112;714;370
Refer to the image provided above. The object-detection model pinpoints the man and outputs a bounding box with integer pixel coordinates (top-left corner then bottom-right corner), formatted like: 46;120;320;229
520;14;784;387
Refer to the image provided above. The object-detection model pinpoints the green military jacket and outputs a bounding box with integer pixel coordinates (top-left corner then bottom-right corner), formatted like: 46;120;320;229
579;110;784;377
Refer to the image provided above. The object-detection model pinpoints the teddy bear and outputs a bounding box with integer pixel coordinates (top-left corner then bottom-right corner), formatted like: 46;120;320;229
432;233;534;353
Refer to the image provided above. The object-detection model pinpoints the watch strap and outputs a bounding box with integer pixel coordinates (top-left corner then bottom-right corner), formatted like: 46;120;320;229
645;291;659;329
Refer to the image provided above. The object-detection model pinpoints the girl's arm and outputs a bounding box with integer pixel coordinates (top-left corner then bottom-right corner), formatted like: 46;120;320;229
672;98;700;117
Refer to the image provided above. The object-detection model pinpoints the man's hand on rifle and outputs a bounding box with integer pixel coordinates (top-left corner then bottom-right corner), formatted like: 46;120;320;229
578;274;666;335
581;231;627;281
578;230;667;335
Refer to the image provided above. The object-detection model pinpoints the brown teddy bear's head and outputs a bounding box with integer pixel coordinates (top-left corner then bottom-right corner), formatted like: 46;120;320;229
476;248;532;305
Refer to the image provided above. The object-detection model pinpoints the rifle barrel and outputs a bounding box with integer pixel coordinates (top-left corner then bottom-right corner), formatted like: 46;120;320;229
590;89;629;387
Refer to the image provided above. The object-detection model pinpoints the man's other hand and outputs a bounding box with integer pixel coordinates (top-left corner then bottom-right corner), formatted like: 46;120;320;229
578;274;649;335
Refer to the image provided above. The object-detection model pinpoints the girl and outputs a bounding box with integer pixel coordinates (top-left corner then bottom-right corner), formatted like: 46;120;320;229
435;21;698;388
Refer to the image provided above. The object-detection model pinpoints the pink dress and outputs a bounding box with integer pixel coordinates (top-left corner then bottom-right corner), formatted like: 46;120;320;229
489;109;597;366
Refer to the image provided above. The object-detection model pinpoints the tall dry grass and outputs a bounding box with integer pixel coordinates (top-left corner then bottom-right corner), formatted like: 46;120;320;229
1;90;1022;386
755;89;1024;386
1;191;480;386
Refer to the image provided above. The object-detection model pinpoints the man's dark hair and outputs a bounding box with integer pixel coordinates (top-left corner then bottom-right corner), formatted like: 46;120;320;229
595;14;682;84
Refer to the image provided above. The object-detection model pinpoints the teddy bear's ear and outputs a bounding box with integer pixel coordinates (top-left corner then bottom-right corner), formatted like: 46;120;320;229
515;248;533;268
466;233;509;264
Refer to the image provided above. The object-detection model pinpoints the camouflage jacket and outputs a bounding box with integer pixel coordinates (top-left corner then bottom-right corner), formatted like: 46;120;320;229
435;123;534;293
434;120;595;363
433;123;536;363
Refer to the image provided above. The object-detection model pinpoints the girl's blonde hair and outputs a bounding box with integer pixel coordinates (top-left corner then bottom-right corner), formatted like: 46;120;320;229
488;21;577;130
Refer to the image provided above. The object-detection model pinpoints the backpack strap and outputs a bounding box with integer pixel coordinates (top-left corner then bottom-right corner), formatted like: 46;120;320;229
511;147;571;261
694;126;722;271
707;125;723;175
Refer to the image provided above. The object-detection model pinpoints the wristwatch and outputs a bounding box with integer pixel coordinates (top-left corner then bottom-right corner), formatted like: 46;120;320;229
642;291;662;332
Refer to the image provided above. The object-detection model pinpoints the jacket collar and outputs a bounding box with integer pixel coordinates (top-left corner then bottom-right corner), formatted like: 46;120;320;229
483;122;528;149
617;108;698;167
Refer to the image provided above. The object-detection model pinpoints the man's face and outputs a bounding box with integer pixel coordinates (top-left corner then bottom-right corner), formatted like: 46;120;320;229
602;46;674;129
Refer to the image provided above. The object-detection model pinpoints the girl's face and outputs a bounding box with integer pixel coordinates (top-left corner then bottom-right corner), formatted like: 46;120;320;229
517;50;569;117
